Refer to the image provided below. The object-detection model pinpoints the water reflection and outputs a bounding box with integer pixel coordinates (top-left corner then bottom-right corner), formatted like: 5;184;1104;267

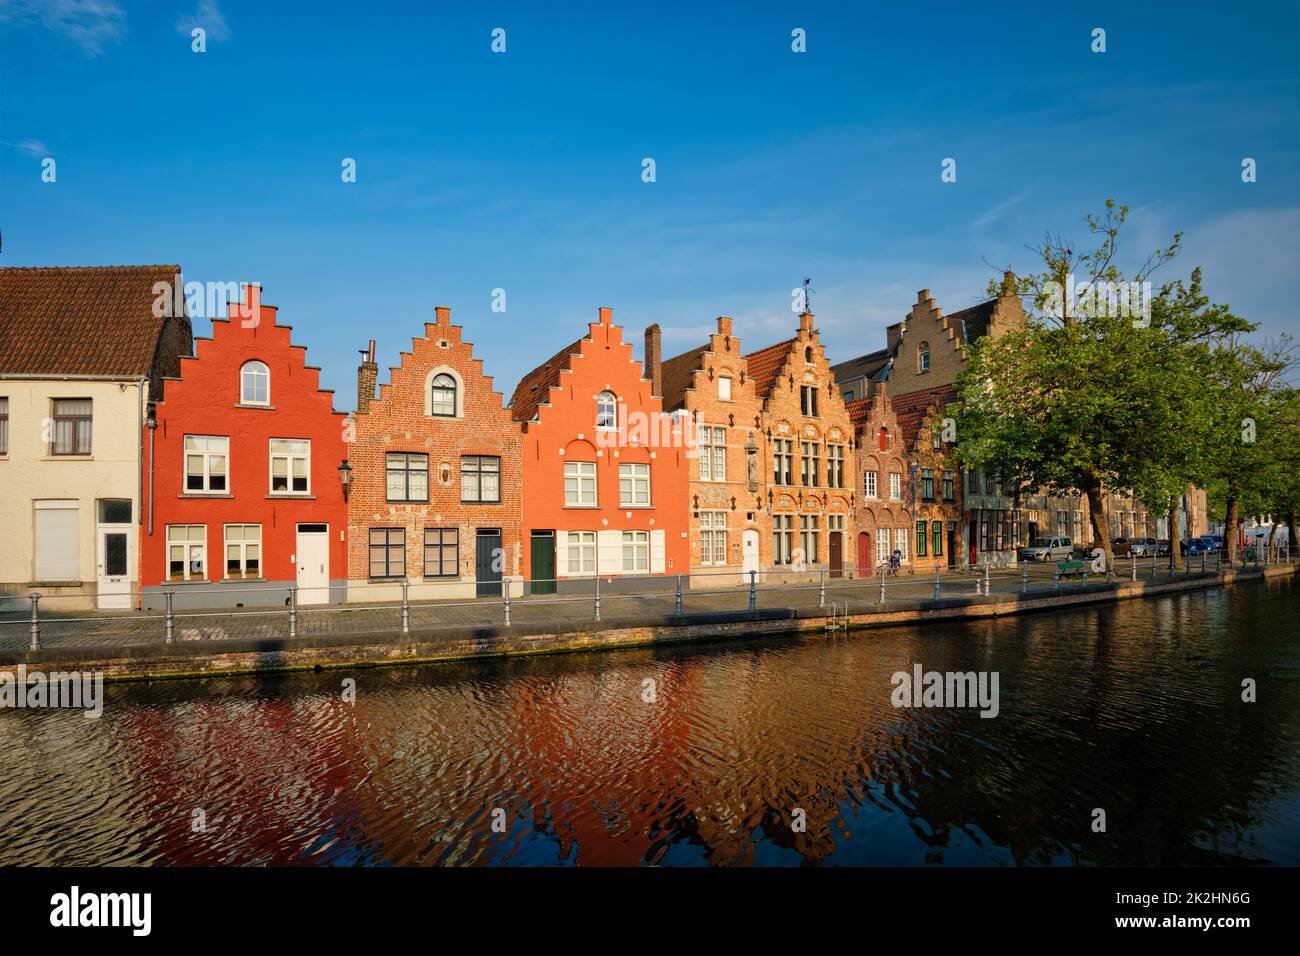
1;577;1295;866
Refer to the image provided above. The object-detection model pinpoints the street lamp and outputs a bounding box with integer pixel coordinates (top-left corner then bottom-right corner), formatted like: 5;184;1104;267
338;460;353;501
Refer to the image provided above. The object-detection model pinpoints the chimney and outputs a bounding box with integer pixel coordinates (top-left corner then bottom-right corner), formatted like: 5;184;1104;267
357;339;378;414
886;321;904;355
598;306;613;326
435;305;451;325
798;311;814;332
716;316;732;336
644;323;662;398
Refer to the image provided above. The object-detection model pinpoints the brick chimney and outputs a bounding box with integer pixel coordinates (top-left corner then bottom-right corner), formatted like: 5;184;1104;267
644;323;662;397
357;339;378;414
716;316;732;336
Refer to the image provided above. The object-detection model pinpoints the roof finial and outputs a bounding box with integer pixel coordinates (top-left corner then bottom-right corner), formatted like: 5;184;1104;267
802;277;814;313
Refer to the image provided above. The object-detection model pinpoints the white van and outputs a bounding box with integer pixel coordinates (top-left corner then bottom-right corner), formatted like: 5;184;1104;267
1020;535;1073;561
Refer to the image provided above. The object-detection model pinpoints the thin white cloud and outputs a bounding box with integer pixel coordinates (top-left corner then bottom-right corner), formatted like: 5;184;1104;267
0;139;50;157
972;189;1031;229
175;0;230;42
0;0;125;56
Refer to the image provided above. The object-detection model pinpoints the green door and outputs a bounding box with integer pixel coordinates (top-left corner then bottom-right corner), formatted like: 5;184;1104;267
530;531;556;595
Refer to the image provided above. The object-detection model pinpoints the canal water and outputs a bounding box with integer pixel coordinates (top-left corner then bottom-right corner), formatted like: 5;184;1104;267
1;577;1296;866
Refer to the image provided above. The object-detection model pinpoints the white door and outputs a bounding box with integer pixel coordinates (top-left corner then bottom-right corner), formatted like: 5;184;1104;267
96;526;132;609
295;525;329;605
742;529;759;578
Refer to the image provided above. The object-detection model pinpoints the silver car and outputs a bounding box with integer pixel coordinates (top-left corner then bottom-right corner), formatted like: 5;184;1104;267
1019;535;1073;561
1127;536;1158;557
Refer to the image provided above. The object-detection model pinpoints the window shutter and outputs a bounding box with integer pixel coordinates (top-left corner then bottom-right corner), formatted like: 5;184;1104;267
35;502;80;581
597;530;621;575
555;531;568;575
650;529;666;574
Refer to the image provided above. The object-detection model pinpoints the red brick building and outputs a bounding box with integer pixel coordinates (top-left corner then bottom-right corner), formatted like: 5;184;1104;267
846;384;912;573
510;307;690;592
140;285;348;608
348;306;523;601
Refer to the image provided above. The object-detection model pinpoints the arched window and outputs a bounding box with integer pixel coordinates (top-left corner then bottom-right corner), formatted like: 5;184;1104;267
878;426;888;452
596;391;617;430
240;361;269;405
804;346;813;363
430;373;457;417
918;342;930;373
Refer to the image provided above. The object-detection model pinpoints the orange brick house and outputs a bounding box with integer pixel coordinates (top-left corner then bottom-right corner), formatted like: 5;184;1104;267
656;316;767;586
892;383;962;573
743;311;855;580
510;307;690;593
845;384;912;574
348;306;523;601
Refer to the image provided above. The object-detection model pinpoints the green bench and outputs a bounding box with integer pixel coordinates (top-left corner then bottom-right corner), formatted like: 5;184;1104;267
1057;560;1086;577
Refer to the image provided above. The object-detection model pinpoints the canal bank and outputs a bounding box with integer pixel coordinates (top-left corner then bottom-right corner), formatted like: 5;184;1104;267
2;562;1295;684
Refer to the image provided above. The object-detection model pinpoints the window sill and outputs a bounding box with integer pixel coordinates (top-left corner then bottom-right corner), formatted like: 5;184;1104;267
234;403;276;411
29;580;83;588
180;492;233;499
42;456;93;461
422;575;461;582
164;578;214;586
563;505;600;510
620;504;653;510
222;577;267;583
461;500;502;506
386;500;430;505
367;577;406;584
266;494;315;500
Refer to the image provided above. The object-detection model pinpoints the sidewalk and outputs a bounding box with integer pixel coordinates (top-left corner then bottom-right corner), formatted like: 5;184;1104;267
0;559;1274;652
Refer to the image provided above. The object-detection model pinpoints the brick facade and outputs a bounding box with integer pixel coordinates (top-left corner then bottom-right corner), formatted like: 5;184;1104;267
510;307;690;592
846;384;912;573
348;306;523;601
140;285;348;609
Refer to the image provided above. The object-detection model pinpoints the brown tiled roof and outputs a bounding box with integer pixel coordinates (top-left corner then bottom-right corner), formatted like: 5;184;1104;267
831;347;890;385
0;265;182;377
844;395;875;429
508;337;584;422
892;383;958;449
743;338;794;400
659;344;707;412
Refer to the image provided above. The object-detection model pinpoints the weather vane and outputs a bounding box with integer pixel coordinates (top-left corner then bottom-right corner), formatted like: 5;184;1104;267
802;277;814;313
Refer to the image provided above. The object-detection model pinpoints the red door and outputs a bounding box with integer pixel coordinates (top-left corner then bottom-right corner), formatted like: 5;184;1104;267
829;533;843;578
857;532;870;575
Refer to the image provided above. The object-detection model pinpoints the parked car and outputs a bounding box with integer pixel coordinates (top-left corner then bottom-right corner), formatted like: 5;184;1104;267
1112;537;1132;557
1020;535;1073;561
1201;534;1224;552
1127;537;1158;557
1181;537;1207;556
1157;539;1173;556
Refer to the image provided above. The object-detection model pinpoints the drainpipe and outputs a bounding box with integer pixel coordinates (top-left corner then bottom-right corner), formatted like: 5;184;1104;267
910;461;918;570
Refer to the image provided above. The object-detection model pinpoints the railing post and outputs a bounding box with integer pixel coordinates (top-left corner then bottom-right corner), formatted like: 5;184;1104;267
503;589;511;627
1152;551;1158;579
748;570;757;611
28;592;40;650
1082;567;1089;588
879;565;886;605
1020;564;1028;595
935;567;943;602
675;574;683;616
401;579;410;634
164;588;175;644
1201;551;1207;574
818;570;825;609
594;575;602;621
983;562;991;597
288;584;298;639
1053;567;1061;591
1131;553;1137;582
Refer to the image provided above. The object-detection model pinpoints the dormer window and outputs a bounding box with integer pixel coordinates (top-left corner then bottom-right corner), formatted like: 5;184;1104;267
430;373;457;417
240;361;269;405
596;391;617;430
804;346;813;363
918;342;930;373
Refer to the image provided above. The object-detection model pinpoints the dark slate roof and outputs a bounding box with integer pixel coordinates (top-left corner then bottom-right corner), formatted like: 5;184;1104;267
742;338;794;400
830;346;891;385
947;300;996;345
659;344;708;413
0;265;182;377
508;337;584;422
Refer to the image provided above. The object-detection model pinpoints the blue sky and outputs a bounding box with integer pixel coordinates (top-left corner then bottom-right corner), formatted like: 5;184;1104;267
3;0;1298;410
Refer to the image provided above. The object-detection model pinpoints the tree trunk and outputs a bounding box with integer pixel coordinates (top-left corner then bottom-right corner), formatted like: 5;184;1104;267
1168;495;1183;570
1082;472;1111;564
1288;510;1297;562
1224;495;1239;564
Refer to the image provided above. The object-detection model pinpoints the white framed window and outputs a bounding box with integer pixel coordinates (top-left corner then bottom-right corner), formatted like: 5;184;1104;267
51;398;92;455
876;528;890;564
828;513;844;533
185;435;229;493
240;361;269;405
699;426;726;481
567;531;596;575
827;444;844;489
773;439;793;485
864;470;878;499
386;452;429;502
167;524;206;581
622;530;649;572
800;514;819;563
889;471;901;500
801;441;820;486
718;376;732;401
269;439;310;494
564;461;597;506
773;514;794;565
0;396;8;455
700;511;728;565
224;524;261;579
619;462;650;506
596;391;618;430
461;455;501;503
430;373;457;417
896;527;909;562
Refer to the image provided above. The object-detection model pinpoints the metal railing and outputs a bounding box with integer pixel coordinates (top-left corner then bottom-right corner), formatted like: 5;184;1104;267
1;547;1292;652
